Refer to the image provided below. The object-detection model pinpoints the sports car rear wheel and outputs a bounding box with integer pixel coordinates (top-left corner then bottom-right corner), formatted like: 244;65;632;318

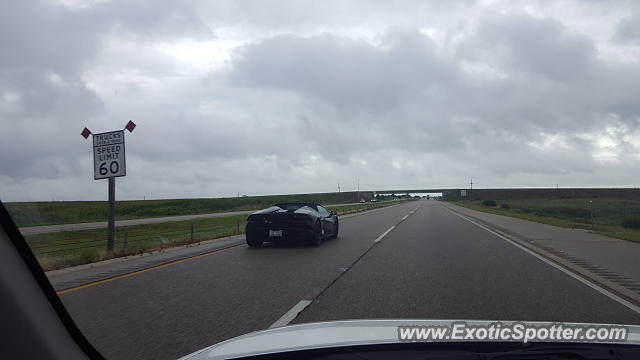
310;221;323;246
246;235;263;248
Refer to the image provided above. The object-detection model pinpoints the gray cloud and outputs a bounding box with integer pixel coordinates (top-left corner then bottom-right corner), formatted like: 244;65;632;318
614;13;640;45
0;0;215;181
469;15;597;83
2;1;640;201
89;0;215;41
229;30;458;111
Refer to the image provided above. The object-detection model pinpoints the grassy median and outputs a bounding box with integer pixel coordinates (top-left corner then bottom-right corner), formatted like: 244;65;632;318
6;192;376;227
29;200;405;271
449;198;640;243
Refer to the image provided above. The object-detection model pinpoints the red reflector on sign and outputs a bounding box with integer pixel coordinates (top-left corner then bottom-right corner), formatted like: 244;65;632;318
125;120;136;132
81;127;91;139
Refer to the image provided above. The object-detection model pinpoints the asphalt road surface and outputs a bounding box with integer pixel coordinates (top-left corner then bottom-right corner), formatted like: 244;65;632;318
58;200;640;360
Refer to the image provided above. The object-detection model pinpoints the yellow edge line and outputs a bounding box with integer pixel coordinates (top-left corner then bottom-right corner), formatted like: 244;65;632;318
56;244;245;295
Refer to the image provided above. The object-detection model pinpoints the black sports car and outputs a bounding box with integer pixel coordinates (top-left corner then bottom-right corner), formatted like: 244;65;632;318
245;202;339;247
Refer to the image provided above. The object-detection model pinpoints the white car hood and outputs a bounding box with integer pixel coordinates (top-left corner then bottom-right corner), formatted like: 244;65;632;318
178;319;640;360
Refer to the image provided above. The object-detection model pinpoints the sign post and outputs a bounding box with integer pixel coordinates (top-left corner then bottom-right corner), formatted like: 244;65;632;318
108;177;115;251
82;121;136;252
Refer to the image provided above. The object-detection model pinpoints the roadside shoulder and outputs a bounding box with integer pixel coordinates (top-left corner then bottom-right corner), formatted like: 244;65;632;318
441;201;640;306
47;235;245;292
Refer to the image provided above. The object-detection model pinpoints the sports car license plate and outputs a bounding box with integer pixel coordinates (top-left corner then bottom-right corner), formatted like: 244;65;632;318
269;230;283;237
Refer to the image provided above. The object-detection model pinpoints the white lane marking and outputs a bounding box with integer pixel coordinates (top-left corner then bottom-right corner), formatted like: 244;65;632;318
269;205;420;327
402;215;409;221
446;209;640;315
374;226;395;243
269;204;420;328
269;300;312;328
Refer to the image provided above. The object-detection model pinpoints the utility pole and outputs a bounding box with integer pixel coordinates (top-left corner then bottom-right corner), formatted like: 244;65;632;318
470;178;473;199
338;183;341;193
357;178;360;202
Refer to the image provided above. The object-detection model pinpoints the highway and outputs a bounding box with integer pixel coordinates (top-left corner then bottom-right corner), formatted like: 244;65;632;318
58;200;640;360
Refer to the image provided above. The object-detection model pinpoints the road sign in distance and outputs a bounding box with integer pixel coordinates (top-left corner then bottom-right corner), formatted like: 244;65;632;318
93;130;126;180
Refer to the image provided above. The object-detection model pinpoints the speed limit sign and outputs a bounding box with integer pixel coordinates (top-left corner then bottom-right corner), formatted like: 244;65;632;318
82;122;135;252
92;130;126;179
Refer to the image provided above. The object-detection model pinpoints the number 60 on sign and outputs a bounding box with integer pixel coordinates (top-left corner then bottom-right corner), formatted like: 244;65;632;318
93;130;126;179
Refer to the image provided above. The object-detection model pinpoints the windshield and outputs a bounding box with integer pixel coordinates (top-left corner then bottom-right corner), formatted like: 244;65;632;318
275;203;315;211
2;1;640;360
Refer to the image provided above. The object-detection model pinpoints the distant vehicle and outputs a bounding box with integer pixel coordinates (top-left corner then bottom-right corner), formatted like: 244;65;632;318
245;202;338;247
359;199;366;203
370;198;377;202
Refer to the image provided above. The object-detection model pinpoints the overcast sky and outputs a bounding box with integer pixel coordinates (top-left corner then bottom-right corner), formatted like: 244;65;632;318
2;0;640;201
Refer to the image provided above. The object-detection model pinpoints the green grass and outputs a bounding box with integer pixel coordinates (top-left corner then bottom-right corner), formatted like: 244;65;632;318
449;198;640;243
481;199;497;207
5;192;372;227
29;215;248;271
328;201;402;214
621;217;640;229
29;200;405;271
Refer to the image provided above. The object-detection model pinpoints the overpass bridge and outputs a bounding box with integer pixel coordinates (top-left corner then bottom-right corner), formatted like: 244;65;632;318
353;188;640;201
352;189;460;201
373;189;460;195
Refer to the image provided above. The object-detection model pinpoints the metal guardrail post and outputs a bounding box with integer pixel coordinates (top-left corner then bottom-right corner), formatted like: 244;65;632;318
190;223;194;243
